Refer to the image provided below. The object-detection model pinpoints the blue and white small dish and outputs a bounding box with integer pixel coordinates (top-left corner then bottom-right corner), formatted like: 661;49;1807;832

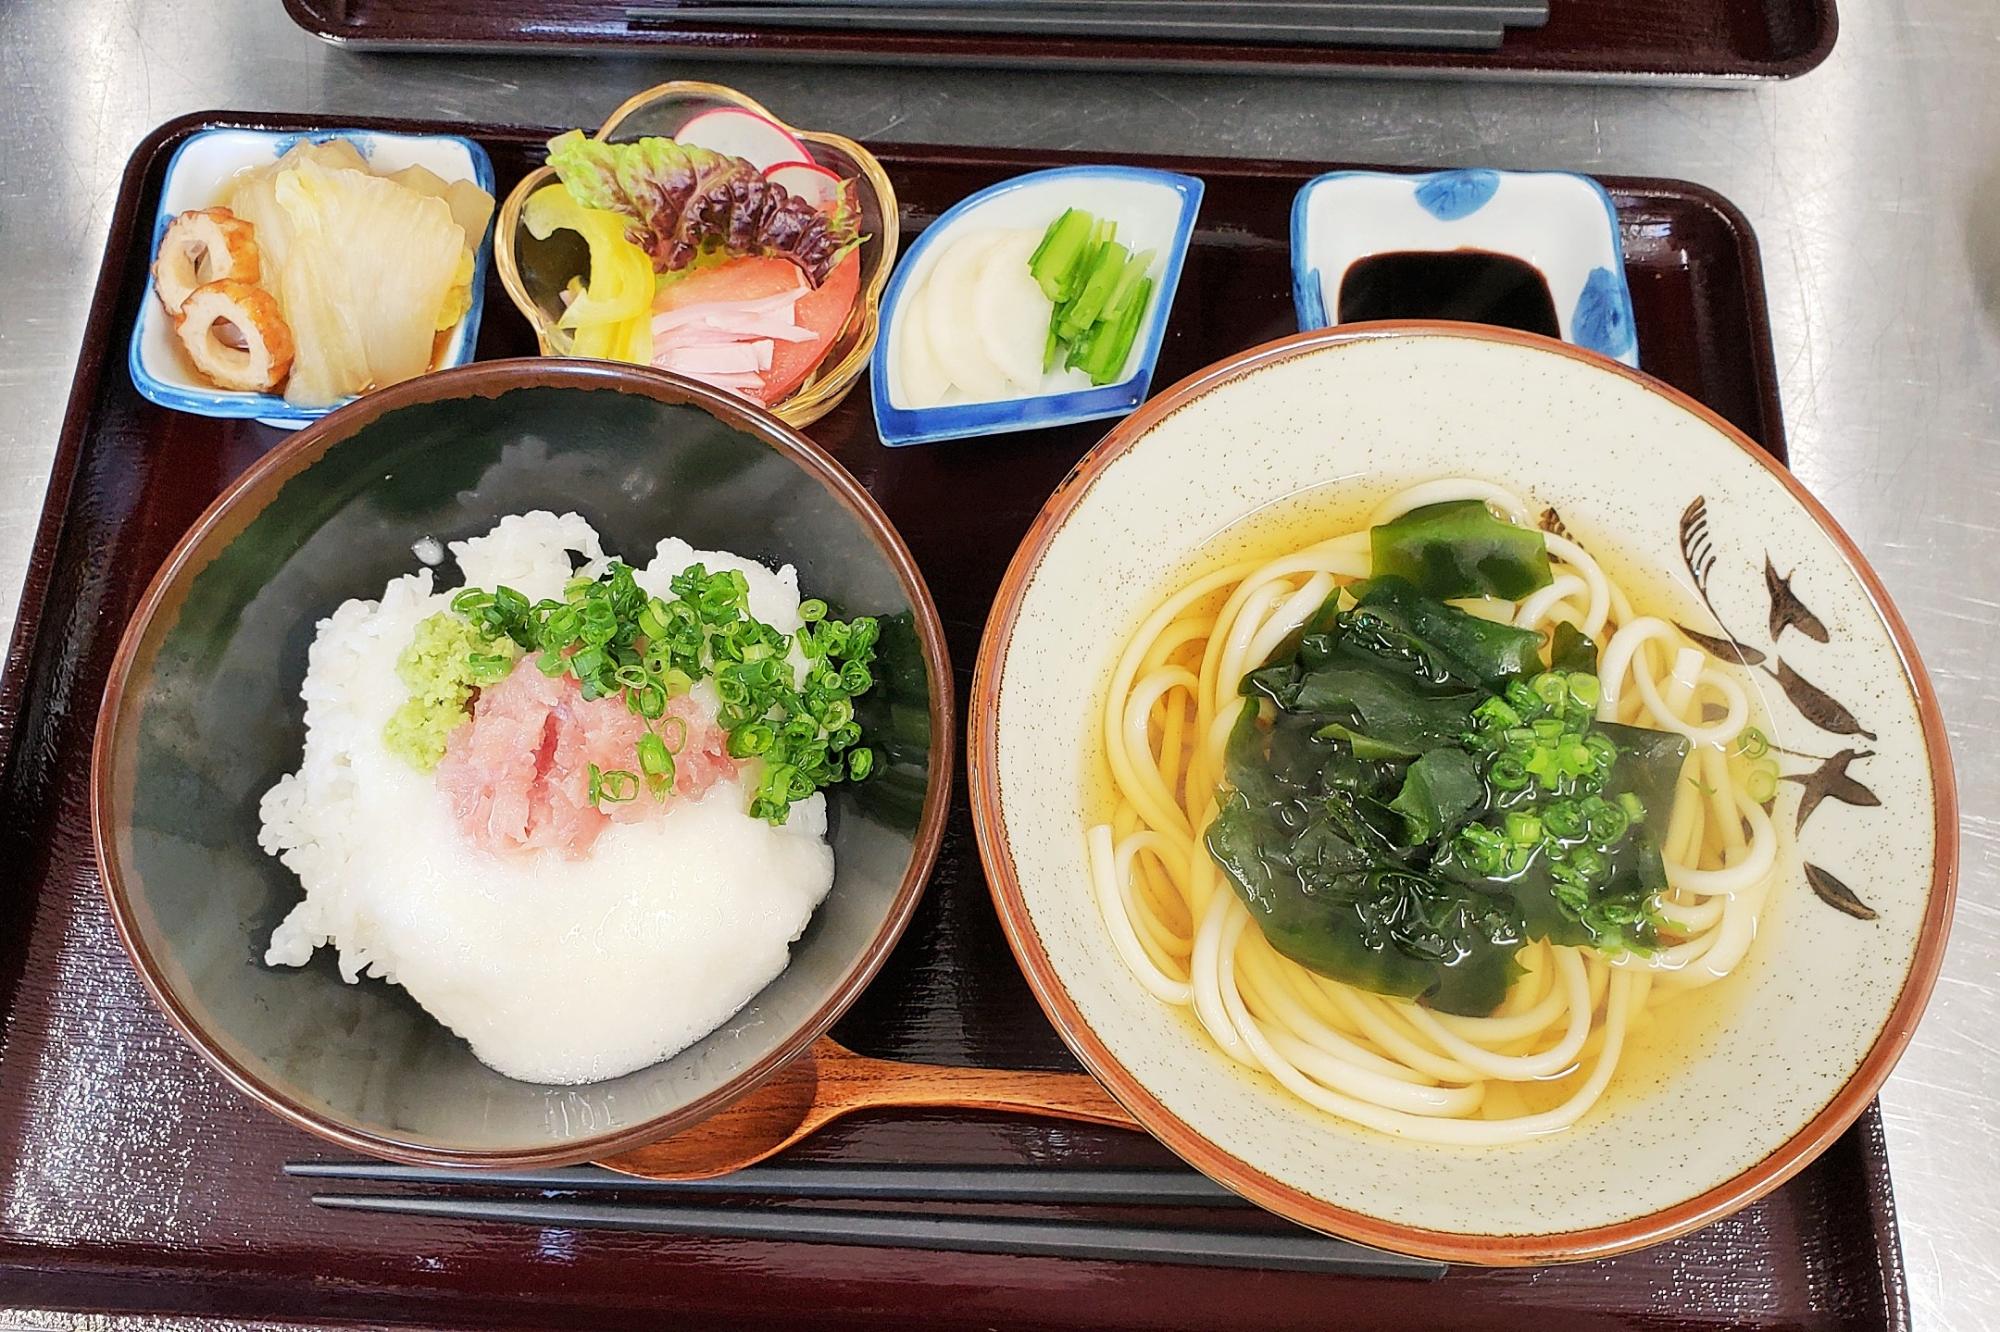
1291;168;1638;368
129;127;496;430
871;166;1203;447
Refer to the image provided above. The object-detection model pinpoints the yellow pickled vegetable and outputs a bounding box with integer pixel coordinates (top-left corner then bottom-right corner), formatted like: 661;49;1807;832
523;183;654;356
571;309;653;364
436;249;476;332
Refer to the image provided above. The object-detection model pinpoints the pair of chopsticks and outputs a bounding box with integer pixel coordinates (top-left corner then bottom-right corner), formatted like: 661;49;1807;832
290;1160;1445;1278
627;0;1549;50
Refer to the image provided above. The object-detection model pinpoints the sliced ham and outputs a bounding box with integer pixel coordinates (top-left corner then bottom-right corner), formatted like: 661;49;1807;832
654;309;813;344
435;659;742;859
651;285;811;335
658;341;773;377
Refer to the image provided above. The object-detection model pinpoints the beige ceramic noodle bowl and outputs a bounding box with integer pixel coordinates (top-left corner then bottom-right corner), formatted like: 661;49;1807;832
1089;478;1782;1146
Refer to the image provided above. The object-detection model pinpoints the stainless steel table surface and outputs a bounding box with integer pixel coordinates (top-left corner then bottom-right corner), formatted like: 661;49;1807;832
1;0;1995;1326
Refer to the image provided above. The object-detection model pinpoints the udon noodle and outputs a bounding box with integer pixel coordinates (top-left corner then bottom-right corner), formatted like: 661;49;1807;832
1088;479;1783;1145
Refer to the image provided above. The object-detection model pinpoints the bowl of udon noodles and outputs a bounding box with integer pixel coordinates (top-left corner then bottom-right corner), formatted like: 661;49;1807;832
969;323;1957;1263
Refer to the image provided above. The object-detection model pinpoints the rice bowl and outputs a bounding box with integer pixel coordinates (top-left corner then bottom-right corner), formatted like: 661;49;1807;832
259;511;850;1085
93;360;951;1165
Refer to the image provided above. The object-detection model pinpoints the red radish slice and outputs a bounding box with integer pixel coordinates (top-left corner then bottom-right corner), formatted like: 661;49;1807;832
676;108;810;171
765;161;843;210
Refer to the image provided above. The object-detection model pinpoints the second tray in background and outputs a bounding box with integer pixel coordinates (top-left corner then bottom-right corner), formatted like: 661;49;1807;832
282;0;1838;83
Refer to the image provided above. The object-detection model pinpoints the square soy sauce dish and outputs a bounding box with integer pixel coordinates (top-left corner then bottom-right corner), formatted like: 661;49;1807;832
1291;168;1639;368
871;165;1202;447
129;127;497;430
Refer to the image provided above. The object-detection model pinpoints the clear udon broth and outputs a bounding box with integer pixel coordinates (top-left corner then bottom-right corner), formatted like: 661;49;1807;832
1081;480;1785;1138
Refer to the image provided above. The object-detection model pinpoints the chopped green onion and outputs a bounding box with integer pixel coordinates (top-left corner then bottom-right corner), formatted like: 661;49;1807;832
729;720;776;758
1542;802;1585;840
589;764;639;805
636;733;675;797
543;607;580;644
1532;673;1569;709
1566;673;1601;709
466;652;514;685
1586;805;1630;844
1555;740;1591;776
1745;762;1778;803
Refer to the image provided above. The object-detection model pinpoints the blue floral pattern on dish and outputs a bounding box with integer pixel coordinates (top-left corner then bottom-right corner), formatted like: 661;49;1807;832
1572;266;1637;360
1414;170;1501;221
270;131;376;160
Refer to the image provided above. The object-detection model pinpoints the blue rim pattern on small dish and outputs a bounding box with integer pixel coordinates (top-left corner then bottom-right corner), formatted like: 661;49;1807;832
871;165;1204;448
1290;168;1639;369
127;127;497;429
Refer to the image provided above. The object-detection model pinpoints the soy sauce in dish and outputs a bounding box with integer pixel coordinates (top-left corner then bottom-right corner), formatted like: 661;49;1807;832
1337;250;1560;339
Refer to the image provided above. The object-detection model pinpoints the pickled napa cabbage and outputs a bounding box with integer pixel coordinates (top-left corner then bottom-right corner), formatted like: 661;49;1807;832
223;143;494;406
271;157;470;406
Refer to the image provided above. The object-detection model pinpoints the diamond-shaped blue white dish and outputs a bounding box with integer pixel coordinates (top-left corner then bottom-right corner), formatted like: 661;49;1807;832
1291;168;1638;368
871;165;1203;447
128;127;496;430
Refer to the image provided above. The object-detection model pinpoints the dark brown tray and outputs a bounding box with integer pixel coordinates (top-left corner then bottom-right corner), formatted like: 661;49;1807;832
0;110;1899;1331
282;0;1836;83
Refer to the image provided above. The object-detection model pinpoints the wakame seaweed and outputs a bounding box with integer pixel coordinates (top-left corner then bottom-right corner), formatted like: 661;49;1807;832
1370;499;1556;602
1204;580;1688;1017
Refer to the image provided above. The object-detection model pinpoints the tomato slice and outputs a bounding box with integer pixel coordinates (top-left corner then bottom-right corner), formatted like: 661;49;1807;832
762;253;860;404
652;256;803;312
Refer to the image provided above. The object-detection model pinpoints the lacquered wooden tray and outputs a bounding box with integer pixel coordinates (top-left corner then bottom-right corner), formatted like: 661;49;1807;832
282;0;1837;83
0;111;1903;1330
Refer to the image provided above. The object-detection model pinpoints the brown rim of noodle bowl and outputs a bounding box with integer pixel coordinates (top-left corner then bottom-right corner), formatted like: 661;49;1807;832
968;321;1959;1266
91;357;955;1170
